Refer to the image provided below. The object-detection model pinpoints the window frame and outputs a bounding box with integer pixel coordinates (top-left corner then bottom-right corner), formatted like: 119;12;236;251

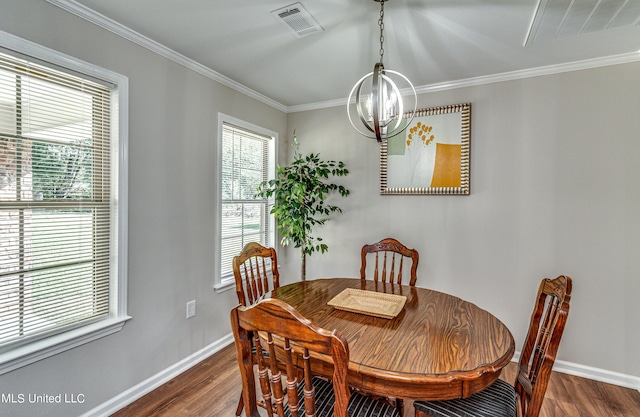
0;30;129;375
214;114;277;293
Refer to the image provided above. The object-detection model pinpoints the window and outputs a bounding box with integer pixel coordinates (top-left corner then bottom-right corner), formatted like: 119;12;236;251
0;33;128;374
216;115;276;291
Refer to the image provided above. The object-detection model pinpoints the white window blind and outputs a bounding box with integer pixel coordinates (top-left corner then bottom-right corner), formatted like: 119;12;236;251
220;123;273;280
0;51;112;350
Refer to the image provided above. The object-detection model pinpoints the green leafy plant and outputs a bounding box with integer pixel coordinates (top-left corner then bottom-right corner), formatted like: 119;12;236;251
32;139;92;200
256;132;349;280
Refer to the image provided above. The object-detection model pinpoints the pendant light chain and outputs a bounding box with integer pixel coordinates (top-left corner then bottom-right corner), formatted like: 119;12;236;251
378;0;385;65
347;0;417;142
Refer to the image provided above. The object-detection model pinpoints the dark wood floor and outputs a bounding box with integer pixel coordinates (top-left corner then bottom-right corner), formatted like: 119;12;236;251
111;343;640;417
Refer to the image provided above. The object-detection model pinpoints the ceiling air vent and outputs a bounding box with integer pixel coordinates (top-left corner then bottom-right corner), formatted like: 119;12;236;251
271;2;324;38
525;0;640;46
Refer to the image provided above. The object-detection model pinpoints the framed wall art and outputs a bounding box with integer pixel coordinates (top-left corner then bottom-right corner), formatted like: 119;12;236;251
380;103;471;195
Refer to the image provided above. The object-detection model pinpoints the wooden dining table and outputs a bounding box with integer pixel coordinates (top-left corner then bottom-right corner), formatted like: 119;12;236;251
268;278;515;401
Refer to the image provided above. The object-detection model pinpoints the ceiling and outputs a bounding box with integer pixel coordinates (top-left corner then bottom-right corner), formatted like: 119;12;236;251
63;0;640;110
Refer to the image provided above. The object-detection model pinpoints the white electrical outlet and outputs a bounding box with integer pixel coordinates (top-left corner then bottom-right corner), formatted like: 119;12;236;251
186;300;196;319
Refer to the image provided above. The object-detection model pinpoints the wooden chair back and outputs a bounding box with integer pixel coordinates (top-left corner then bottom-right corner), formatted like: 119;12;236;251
360;238;419;286
233;242;280;307
516;275;572;417
230;298;351;417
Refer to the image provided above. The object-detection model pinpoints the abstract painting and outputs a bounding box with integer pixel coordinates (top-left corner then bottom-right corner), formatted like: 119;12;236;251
380;103;470;195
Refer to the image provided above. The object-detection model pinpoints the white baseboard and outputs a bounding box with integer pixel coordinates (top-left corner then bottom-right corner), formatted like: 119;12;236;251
80;334;235;417
512;352;640;392
83;340;640;417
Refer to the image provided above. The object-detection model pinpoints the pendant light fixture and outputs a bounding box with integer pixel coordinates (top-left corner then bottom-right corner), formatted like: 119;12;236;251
347;0;417;143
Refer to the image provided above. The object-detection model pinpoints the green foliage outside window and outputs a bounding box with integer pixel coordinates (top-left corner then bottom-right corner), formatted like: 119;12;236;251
31;139;92;200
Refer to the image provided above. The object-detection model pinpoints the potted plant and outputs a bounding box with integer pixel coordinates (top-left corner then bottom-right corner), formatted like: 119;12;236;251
256;132;349;280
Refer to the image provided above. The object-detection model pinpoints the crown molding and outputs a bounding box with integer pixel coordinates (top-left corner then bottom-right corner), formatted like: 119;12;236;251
293;51;640;113
46;0;288;113
287;97;350;113
413;51;640;95
47;0;640;115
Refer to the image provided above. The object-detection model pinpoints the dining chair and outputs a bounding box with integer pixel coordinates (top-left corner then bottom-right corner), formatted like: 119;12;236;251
414;275;573;417
232;241;280;416
360;238;419;286
233;241;280;307
230;298;400;417
359;237;419;414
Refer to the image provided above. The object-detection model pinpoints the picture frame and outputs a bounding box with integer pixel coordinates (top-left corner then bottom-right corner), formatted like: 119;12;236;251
380;103;471;195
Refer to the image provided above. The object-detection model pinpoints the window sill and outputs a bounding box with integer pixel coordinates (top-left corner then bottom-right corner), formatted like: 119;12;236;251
0;315;131;375
214;279;235;294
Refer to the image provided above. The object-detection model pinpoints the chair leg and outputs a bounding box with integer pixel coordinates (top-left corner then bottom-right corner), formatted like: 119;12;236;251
235;392;243;416
395;398;404;416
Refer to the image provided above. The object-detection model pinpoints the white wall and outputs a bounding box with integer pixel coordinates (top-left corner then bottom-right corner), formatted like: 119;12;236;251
284;63;640;383
0;1;286;416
